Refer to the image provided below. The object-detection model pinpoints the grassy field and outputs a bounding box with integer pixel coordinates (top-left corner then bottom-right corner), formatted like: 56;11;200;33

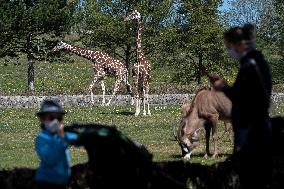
1;102;284;170
2;59;284;96
1;56;284;170
0;104;236;169
0;58;221;96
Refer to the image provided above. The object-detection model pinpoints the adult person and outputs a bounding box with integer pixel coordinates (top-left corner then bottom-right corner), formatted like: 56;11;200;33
212;23;272;189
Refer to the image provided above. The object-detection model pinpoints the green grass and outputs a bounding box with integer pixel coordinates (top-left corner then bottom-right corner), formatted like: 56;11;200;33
0;58;209;96
0;59;94;96
1;102;284;169
0;105;234;169
1;56;284;95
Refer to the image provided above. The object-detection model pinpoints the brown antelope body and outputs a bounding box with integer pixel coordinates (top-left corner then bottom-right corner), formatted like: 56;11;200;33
175;87;232;159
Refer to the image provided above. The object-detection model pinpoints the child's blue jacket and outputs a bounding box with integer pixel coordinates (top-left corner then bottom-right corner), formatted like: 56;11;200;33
35;130;78;184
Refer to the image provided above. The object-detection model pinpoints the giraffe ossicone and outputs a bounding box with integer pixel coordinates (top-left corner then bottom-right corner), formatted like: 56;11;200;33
124;10;141;21
52;41;134;106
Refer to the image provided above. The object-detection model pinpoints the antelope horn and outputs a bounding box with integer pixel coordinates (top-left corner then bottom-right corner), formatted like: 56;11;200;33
173;124;179;142
192;128;204;141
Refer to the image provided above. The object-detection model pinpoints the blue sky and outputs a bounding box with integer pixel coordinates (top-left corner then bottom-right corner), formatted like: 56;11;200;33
219;0;231;12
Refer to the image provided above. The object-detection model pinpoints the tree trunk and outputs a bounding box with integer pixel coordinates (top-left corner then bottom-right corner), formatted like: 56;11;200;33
197;54;202;84
27;33;34;91
125;45;131;74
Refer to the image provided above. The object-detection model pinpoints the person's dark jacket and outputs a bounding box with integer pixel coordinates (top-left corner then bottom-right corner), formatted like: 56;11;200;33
223;50;272;125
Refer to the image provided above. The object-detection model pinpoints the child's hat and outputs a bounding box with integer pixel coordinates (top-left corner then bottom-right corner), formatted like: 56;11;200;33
37;100;66;116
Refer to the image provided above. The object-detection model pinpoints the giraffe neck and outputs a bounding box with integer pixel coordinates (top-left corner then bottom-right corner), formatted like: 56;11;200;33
136;20;144;64
62;42;99;61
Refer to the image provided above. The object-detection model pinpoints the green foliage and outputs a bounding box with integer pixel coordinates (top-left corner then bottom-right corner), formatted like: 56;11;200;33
266;0;284;83
270;59;284;84
225;0;284;84
272;0;284;60
0;0;283;91
0;0;78;58
0;0;79;90
162;0;230;84
75;0;173;69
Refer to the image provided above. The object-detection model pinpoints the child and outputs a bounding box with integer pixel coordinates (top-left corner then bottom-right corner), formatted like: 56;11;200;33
34;100;77;189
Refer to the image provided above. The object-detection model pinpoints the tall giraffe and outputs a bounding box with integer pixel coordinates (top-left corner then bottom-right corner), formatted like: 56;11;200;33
52;41;133;106
125;10;151;116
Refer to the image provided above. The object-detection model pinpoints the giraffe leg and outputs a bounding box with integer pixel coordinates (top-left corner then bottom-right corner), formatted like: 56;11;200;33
142;80;151;116
130;95;135;106
89;76;99;104
133;75;141;116
143;90;146;116
135;96;141;117
106;79;121;106
123;76;134;105
145;81;151;116
101;80;106;105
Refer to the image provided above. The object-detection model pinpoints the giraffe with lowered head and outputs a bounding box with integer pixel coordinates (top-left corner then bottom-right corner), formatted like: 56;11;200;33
125;10;151;116
52;41;133;106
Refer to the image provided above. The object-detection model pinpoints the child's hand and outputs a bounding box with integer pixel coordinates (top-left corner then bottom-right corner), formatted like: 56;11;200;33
58;124;65;138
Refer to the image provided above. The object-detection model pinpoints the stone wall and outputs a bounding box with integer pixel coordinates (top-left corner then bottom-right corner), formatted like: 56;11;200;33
0;93;283;108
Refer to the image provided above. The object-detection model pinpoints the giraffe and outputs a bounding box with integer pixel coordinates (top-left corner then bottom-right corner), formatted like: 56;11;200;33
52;41;133;106
125;10;151;116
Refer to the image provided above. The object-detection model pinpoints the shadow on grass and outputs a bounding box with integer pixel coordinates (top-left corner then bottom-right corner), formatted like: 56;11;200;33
171;152;231;159
98;111;135;116
170;154;183;159
116;111;135;116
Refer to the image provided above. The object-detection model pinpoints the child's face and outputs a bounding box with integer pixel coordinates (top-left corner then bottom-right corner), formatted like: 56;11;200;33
40;113;64;123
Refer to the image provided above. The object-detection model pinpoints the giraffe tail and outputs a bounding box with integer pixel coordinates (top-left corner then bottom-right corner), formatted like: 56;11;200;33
125;74;134;97
126;85;133;97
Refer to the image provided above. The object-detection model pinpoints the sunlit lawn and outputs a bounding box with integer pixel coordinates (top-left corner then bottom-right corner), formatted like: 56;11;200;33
0;59;197;96
0;105;227;169
0;103;283;169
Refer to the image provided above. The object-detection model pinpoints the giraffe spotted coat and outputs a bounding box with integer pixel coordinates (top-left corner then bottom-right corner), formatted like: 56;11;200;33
125;10;151;116
53;42;133;105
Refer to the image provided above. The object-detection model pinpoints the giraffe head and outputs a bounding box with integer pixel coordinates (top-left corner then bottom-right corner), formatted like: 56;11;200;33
52;41;66;52
124;10;141;21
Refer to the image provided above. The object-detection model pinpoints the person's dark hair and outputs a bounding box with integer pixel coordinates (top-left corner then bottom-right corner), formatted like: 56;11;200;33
224;23;255;44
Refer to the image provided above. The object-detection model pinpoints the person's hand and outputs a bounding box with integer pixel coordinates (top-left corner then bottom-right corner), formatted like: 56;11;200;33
208;75;221;83
58;124;65;138
212;78;227;91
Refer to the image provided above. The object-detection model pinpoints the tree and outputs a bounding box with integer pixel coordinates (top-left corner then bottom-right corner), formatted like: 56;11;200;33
225;0;275;48
74;0;173;72
224;0;284;84
270;0;284;84
272;0;284;58
0;0;78;91
168;0;226;84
